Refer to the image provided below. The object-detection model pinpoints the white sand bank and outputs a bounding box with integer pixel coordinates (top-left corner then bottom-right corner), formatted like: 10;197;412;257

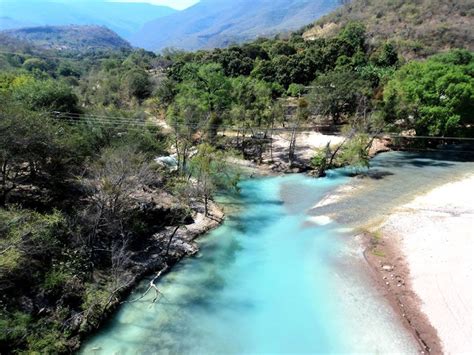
381;175;474;354
269;131;345;161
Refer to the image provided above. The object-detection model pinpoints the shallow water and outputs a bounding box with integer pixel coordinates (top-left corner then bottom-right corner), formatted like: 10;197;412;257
311;151;474;226
82;151;473;354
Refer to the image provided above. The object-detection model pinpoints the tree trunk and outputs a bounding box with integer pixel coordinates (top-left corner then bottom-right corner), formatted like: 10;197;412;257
166;225;181;256
269;122;275;162
288;126;297;165
204;195;209;216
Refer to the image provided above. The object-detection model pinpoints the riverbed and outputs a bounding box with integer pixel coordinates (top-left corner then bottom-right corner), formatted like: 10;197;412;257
82;151;474;354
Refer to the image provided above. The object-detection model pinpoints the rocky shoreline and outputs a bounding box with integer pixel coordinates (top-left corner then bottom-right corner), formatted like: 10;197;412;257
361;232;442;354
74;199;225;352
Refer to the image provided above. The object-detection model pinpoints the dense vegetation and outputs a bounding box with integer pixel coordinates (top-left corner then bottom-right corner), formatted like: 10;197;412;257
304;0;474;59
0;8;473;353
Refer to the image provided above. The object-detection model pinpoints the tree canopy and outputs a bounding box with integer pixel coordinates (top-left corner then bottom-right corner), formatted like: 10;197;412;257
383;50;474;136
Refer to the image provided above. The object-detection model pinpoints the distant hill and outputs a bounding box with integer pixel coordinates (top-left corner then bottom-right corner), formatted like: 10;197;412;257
0;0;176;40
1;25;132;52
131;0;342;51
303;0;474;58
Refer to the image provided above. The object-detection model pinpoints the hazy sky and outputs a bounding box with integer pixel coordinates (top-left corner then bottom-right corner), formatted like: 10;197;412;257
109;0;199;10
4;1;200;11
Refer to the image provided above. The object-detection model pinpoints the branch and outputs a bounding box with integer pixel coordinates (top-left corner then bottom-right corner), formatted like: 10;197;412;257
122;264;168;304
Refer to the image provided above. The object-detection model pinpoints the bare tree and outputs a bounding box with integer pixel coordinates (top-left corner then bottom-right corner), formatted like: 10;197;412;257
288;98;309;165
80;146;156;249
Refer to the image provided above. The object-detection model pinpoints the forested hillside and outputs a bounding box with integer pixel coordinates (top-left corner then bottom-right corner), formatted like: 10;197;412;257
1;25;132;52
0;2;473;353
303;0;474;58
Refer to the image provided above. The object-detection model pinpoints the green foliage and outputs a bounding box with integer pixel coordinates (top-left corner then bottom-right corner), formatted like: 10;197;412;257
310;147;329;172
189;143;240;213
0;311;31;345
170;63;232;138
57;61;81;78
370;42;399;67
383;50;474;136
12;78;79;113
312;0;474;58
82;285;110;312
338;22;366;52
22;58;50;72
0;208;66;264
270;41;297;57
27;328;69;354
287;83;305;97
122;68;152;101
43;266;73;292
229;76;273;127
338;134;371;169
0;101;76;204
309;70;372;123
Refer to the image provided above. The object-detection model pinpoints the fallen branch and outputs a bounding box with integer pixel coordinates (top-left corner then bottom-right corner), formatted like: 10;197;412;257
122;264;168;304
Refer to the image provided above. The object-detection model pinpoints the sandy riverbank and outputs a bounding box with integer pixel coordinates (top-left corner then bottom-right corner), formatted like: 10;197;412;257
270;131;345;161
366;175;474;354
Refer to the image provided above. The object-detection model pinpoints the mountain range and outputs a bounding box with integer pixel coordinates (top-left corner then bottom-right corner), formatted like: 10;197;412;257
2;25;132;52
0;0;176;40
132;0;342;51
0;0;343;51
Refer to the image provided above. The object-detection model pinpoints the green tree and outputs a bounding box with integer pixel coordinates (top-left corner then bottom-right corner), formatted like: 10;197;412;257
370;42;399;67
0;101;71;205
338;22;366;53
383;50;474;136
189;144;239;215
287;83;306;97
12;78;79;113
57;61;81;78
22;58;49;73
175;63;232;140
122;69;152;101
309;70;371;124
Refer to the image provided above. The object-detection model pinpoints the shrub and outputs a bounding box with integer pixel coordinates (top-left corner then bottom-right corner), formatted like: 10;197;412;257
287;83;305;97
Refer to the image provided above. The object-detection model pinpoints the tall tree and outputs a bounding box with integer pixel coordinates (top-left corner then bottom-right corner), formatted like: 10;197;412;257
383;50;474;136
176;63;232;140
309;70;371;124
188;144;239;215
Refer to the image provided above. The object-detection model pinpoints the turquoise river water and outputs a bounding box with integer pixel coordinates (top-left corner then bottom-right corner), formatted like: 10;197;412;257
82;151;474;354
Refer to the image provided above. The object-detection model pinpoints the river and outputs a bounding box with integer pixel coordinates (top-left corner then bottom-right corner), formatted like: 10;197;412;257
82;151;474;354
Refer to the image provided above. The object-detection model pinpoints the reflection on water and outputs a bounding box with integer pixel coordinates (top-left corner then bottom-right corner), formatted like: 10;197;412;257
81;151;473;354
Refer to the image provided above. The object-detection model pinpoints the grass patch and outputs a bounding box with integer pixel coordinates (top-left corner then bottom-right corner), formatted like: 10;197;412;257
371;248;386;257
372;230;383;242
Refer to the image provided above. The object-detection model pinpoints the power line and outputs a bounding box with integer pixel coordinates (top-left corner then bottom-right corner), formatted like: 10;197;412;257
52;116;150;125
52;111;149;121
50;118;151;127
49;112;474;141
51;112;334;132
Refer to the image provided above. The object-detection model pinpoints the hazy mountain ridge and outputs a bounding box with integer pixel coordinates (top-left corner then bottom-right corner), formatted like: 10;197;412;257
2;25;132;52
303;0;474;58
132;0;342;51
0;0;176;39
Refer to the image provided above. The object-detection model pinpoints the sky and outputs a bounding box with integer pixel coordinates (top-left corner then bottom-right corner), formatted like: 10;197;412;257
108;0;199;10
2;0;199;11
